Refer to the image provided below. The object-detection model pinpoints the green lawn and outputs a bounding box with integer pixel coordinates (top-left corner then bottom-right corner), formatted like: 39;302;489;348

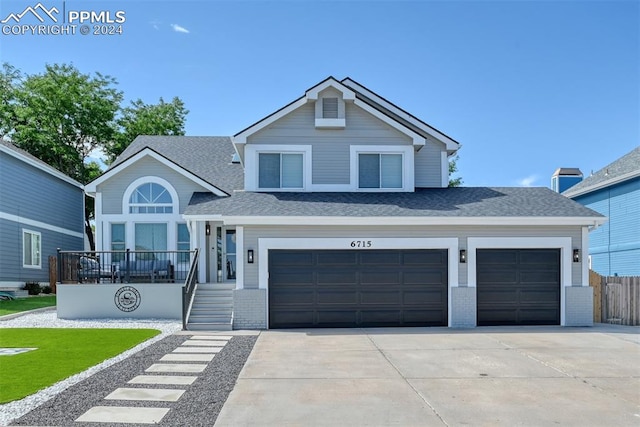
0;328;160;403
0;296;57;316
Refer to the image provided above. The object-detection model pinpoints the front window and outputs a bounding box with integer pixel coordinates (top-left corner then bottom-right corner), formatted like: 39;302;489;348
129;183;173;213
23;230;41;268
358;153;403;189
111;223;126;262
134;223;167;259
258;153;303;189
177;223;190;263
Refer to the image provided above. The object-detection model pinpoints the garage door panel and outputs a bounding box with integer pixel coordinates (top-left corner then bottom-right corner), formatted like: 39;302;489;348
519;290;559;303
519;309;560;324
477;250;518;264
477;288;518;304
519;271;560;284
269;249;448;328
519;250;560;264
476;271;518;284
271;252;314;266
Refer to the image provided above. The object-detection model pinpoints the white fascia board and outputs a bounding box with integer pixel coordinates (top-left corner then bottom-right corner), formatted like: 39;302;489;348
213;216;608;227
353;99;426;146
305;78;356;101
84;149;227;197
0;144;83;188
232;97;309;145
564;169;640;198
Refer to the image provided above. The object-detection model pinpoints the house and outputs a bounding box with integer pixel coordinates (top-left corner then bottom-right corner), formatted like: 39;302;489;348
0;140;84;290
560;147;640;276
62;77;606;329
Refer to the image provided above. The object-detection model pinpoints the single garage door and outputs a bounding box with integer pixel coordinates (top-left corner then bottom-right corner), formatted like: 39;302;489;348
269;249;448;328
477;249;560;326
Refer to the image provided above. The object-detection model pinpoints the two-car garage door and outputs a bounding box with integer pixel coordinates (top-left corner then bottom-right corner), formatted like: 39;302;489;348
268;249;448;329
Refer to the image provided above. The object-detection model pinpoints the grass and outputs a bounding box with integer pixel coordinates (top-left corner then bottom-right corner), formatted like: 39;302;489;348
0;296;57;316
0;328;160;403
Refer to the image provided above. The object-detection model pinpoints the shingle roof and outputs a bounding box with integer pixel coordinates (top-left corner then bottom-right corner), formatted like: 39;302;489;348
185;187;603;218
109;136;243;194
563;146;640;198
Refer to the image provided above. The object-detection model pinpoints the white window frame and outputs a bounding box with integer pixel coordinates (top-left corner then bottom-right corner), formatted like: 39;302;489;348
22;229;41;269
244;144;312;192
350;145;414;192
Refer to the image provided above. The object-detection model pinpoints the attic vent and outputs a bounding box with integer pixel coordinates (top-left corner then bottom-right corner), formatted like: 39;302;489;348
231;152;240;163
322;97;338;119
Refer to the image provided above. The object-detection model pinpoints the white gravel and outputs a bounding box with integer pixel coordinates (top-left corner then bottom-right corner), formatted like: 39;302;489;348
0;310;181;426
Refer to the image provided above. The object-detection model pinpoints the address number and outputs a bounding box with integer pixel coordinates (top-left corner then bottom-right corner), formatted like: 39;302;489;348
350;240;372;248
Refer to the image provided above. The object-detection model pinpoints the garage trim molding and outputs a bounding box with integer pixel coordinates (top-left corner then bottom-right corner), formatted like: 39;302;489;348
467;237;572;326
258;237;459;327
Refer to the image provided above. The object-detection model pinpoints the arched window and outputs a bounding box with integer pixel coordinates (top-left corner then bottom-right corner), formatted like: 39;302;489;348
129;183;173;213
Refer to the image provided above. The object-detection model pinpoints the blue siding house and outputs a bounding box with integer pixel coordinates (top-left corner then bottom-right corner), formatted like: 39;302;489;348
561;147;640;276
0;140;85;288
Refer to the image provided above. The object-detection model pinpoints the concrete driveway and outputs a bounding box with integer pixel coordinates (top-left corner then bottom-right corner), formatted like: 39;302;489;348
215;325;640;426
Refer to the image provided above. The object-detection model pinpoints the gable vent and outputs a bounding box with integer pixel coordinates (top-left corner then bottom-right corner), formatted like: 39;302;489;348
322;97;339;119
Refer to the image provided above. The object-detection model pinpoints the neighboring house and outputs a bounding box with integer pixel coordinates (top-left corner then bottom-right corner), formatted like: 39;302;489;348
0;140;84;288
560;147;640;276
83;77;605;329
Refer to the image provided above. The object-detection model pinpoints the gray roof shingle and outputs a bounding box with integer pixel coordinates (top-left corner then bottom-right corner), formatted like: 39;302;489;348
185;187;603;218
563;146;640;197
109;136;243;194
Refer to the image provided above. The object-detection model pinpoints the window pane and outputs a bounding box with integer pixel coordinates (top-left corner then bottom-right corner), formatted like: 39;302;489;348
381;154;402;188
177;223;190;242
151;183;172;203
111;224;125;243
135;223;167;253
282;154;303;188
33;234;40;266
259;153;281;188
23;232;32;265
359;154;380;188
226;229;236;254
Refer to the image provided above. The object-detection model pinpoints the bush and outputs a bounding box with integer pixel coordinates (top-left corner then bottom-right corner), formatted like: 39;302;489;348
23;282;42;296
42;285;52;294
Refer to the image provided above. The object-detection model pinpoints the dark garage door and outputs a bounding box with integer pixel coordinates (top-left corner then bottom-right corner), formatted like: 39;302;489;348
269;249;448;328
477;249;560;326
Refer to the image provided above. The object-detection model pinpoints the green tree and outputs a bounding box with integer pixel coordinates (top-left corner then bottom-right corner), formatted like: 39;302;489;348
448;155;463;187
107;97;188;162
0;63;21;139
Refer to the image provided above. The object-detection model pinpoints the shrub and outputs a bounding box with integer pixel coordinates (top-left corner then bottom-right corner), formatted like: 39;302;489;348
42;285;52;294
23;281;42;296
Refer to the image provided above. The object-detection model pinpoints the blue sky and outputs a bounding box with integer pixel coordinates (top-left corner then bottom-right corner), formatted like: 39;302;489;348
1;0;638;187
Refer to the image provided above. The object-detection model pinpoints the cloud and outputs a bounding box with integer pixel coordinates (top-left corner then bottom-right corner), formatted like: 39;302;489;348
170;24;189;34
149;20;161;30
516;174;538;187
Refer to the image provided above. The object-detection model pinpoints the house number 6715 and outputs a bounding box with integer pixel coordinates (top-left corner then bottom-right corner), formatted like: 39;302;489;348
350;240;372;248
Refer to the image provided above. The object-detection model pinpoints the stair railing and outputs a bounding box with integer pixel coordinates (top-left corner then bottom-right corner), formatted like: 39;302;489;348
182;249;199;330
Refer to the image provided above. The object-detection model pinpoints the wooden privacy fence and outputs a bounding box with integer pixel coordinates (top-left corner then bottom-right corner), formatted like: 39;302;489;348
589;270;640;325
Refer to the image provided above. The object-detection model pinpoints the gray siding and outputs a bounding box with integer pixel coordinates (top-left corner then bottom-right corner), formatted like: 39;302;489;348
415;142;446;187
0;152;84;233
241;225;584;289
0;218;82;283
249;103;413;185
98;156;210;215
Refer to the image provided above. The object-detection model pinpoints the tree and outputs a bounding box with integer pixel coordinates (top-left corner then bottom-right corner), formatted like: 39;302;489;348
448;155;463;187
106;97;188;162
0;63;21;139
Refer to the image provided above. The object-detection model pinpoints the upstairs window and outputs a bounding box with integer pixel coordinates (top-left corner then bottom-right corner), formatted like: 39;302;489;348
129;183;173;213
358;153;403;189
322;97;339;118
258;153;303;189
23;229;41;268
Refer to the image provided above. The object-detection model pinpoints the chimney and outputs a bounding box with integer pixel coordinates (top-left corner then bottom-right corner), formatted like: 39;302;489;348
551;168;583;193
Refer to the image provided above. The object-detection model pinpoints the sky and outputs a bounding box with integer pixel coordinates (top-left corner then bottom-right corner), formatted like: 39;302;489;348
0;0;638;188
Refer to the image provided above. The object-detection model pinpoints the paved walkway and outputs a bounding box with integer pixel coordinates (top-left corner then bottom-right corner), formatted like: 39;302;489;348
75;335;233;424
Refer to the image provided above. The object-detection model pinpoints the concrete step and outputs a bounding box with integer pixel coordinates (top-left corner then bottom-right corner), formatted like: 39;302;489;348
190;314;232;321
196;283;236;291
186;322;233;331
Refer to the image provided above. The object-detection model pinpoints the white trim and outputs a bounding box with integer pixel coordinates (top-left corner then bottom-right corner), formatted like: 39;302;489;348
182;215;608;227
244;144;312;192
353;99;426;146
0;211;83;238
0;143;83;188
581;226;589;287
95;193;103;250
467;237;572;326
258;237;459;328
122;177;180;215
22;228;42;269
197;221;207;284
349;145;414;192
564;169;640;198
85;148;227;197
314;118;346;128
309;184;353;192
236;226;244;290
305;78;356;101
441;151;449;188
341;78;460;152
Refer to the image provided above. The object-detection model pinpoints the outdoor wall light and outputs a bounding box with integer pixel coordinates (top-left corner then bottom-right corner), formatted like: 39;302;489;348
205;224;211;236
573;249;580;263
459;249;466;263
247;249;254;264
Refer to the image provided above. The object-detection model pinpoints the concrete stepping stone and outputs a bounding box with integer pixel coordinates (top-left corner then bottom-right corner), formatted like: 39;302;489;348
182;340;227;347
160;353;215;362
190;335;232;340
105;387;185;402
146;363;207;373
173;346;222;353
76;406;169;424
128;375;198;385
